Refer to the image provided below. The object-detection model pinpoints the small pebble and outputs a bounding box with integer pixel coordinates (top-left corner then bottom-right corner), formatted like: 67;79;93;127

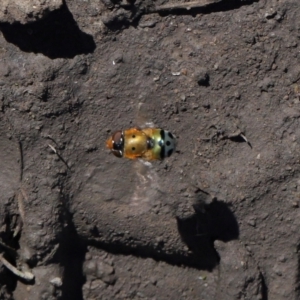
194;68;209;86
247;219;256;227
50;277;62;287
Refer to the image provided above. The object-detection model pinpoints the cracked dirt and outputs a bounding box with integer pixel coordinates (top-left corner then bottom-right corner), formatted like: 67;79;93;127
0;0;300;299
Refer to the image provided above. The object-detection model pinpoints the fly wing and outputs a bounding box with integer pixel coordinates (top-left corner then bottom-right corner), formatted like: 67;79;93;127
136;102;156;128
129;159;164;215
128;102;164;215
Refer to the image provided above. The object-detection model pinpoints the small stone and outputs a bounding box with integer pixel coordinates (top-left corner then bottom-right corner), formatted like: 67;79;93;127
192;103;199;110
180;94;186;101
273;265;282;276
283;95;289;101
278;255;287;263
101;274;117;285
246;246;252;254
150;277;157;285
275;14;283;21
96;261;116;285
247;219;256;227
50;277;62;287
234;91;241;99
90;279;107;290
265;9;277;19
20;246;35;263
112;51;123;64
155;236;163;244
137;291;146;298
101;0;114;9
181;69;188;75
85;253;92;260
258;77;274;91
83;260;97;277
194;68;209;86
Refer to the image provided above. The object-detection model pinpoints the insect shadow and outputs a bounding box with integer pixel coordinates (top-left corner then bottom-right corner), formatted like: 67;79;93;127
0;2;96;59
176;190;239;270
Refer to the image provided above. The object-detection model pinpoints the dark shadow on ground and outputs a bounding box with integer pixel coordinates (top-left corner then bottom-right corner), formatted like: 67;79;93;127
87;238;218;270
295;242;300;299
54;195;86;300
260;271;269;300
86;191;238;271
0;2;96;59
58;226;86;300
176;190;239;269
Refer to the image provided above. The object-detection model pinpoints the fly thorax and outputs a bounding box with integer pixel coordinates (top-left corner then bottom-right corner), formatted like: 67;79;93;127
147;138;155;149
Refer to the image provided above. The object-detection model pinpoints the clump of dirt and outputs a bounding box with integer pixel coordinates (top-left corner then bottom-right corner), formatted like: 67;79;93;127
0;0;63;24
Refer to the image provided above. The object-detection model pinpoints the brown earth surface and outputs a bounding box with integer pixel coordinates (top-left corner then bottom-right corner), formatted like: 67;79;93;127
0;0;300;299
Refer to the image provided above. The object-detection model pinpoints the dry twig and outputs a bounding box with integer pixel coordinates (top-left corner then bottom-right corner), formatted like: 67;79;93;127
150;0;222;13
0;254;34;281
48;144;71;170
0;240;17;254
222;130;252;148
